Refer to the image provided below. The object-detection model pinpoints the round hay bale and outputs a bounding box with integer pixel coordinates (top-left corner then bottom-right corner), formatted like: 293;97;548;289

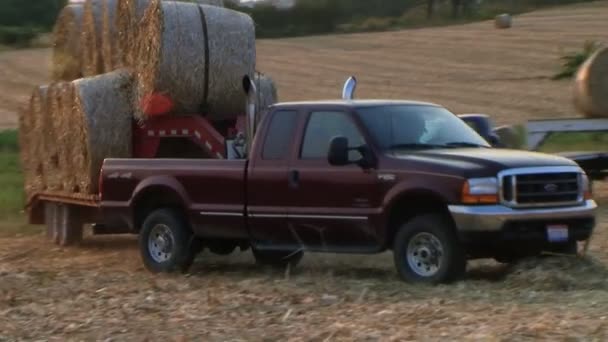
51;4;84;81
72;70;134;194
58;83;79;192
102;0;120;72
44;83;69;191
133;0;255;121
29;86;49;195
81;0;104;77
494;13;512;29
254;71;278;124
116;0;224;69
573;46;608;118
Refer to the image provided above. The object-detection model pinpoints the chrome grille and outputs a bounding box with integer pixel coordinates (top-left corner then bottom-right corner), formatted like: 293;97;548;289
498;167;583;208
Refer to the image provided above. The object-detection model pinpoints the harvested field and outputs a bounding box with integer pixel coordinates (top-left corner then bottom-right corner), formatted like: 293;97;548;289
3;2;608;128
0;184;606;340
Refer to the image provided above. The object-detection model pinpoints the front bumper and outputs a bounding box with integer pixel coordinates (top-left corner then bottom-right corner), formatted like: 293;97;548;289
448;200;597;234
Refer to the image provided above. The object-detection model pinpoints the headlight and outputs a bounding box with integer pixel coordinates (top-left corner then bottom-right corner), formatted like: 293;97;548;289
461;177;498;204
581;173;593;200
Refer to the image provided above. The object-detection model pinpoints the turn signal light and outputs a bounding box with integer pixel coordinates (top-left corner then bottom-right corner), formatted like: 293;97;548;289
461;179;498;204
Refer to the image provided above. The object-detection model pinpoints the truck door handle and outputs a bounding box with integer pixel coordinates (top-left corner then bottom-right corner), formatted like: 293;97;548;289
289;170;299;189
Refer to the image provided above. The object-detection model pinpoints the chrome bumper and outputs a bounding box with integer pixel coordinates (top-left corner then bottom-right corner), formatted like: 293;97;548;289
448;200;598;232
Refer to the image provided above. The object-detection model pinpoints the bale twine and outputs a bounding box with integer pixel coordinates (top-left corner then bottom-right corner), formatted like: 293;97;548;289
72;70;134;194
81;0;104;77
494;13;512;29
134;0;255;121
254;71;278;124
51;4;84;81
116;0;224;69
573;46;608;118
102;0;120;72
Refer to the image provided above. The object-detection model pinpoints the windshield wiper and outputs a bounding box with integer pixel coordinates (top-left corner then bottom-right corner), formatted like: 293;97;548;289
443;142;490;148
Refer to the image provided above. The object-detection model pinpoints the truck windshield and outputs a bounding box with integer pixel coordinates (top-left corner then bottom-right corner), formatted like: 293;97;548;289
355;104;490;151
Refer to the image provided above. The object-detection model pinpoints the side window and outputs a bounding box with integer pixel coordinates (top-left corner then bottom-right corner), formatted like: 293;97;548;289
262;110;298;160
300;111;365;160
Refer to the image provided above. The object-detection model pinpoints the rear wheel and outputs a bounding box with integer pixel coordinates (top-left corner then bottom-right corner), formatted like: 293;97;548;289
252;248;304;269
393;214;466;284
139;208;198;273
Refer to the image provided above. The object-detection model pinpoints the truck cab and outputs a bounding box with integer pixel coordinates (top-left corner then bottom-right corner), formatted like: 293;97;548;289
99;76;598;284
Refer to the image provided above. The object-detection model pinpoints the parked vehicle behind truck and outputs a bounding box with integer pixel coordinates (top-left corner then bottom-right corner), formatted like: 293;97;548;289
91;76;597;284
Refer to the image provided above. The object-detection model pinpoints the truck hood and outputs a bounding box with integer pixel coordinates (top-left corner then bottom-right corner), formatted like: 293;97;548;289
389;148;580;177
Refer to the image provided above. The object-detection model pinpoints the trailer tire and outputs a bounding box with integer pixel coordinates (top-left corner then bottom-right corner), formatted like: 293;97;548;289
57;205;84;247
44;202;58;242
139;208;197;274
393;214;466;284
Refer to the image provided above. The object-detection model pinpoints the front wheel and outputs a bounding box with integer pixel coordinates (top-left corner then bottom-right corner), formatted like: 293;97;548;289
393;214;466;284
139;208;198;273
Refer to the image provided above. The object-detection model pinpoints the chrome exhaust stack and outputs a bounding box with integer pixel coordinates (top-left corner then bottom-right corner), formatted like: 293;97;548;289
342;76;357;100
242;75;258;155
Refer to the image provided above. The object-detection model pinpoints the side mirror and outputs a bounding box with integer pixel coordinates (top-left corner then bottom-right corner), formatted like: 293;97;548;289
328;136;350;166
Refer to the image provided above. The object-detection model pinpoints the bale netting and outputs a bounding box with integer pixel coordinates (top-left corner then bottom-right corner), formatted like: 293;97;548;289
254;71;278;124
116;0;225;68
81;0;105;77
52;4;84;81
72;70;134;194
102;0;120;72
574;46;608;118
133;0;255;121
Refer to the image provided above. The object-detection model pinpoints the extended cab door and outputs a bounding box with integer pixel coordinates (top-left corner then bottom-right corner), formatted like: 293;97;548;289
247;109;300;247
286;109;382;252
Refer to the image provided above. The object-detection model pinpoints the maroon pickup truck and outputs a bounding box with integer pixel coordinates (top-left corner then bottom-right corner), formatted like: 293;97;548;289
97;78;597;284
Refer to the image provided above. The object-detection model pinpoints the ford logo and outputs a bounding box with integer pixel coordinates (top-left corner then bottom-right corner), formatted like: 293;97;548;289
544;183;558;192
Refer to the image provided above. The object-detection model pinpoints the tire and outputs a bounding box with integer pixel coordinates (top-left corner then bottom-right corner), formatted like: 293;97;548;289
139;208;198;273
252;248;304;269
393;214;466;284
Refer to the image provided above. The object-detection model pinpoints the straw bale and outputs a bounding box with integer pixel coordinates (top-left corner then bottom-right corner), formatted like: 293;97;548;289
72;70;134;194
494;13;512;29
116;0;224;68
43;83;69;191
102;0;120;72
51;5;84;81
19;86;46;198
134;0;255;121
573;46;608;118
81;0;104;76
58;84;80;192
204;4;256;120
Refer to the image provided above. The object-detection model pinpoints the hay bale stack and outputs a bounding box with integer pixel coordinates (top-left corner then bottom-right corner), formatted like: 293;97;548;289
574;46;608;118
52;4;84;81
254;71;278;124
81;0;104;76
495;14;512;29
72;70;134;194
102;0;120;72
134;0;255;121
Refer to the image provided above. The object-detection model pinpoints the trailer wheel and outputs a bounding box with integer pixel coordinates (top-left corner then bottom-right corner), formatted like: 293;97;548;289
392;214;466;284
57;205;84;246
139;208;197;273
44;202;59;242
252;248;304;269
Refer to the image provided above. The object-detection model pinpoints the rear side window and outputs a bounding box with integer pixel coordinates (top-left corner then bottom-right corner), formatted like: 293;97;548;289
262;110;298;160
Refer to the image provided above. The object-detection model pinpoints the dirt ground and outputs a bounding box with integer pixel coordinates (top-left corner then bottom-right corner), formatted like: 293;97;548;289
0;182;606;341
2;1;608;129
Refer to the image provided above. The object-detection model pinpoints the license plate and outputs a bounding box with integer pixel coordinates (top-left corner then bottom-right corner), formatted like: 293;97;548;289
547;224;569;243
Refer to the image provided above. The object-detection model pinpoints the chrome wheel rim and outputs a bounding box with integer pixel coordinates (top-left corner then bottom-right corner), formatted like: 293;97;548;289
148;224;174;263
406;232;444;277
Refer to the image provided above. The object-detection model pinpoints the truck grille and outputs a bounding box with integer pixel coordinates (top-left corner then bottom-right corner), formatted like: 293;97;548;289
499;167;583;208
